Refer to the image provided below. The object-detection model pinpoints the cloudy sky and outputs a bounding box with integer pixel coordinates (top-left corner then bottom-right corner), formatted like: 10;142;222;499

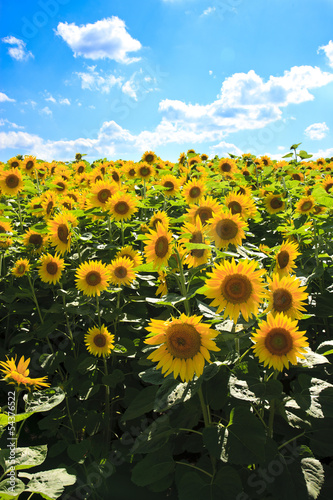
0;0;333;162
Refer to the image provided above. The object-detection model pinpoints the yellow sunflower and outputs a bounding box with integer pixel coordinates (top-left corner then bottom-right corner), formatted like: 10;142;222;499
40;191;58;219
178;152;186;164
12;258;30;277
85;325;115;357
0;355;50;390
156;271;168;297
260;155;272;167
106;191;138;222
38;253;65;285
266;274;308;320
136;162;155;180
160;174;181;197
207;210;248;250
87;180;118;210
149;211;170;231
7;157;21;169
295;196;316;215
201;153;209;162
179;218;211;268
22;155;37;177
0;168;24;196
274;240;300;276
182;178;207;205
322;175;333;194
115;245;143;268
264;194;285;214
217;158;236;175
74;161;87;175
145;314;220;382
123;161;137;180
186;196;222;225
51;176;69;195
75;260;110;297
251;313;309;371
141;151;157;164
47;212;77;255
23;229;48;254
204;258;267;323
108;257;136;286
0;219;12;234
144;224;174;269
224;192;257;220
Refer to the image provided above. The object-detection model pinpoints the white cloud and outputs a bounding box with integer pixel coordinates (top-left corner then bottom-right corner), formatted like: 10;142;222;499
318;40;333;68
45;95;57;103
277;145;286;151
22;100;37;108
2;36;34;61
201;6;216;16
40;106;52;117
0;92;15;103
122;80;137;100
59;98;71;105
0;118;24;129
55;17;142;64
210;140;243;157
76;67;124;93
304;122;329;140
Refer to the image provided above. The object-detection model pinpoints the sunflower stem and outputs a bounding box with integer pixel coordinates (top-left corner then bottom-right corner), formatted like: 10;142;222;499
103;357;111;452
312;218;320;267
121;219;125;246
174;461;213;479
198;386;210;428
268;371;279;438
96;295;101;329
59;282;76;356
278;431;305;451
16;197;24;233
143;178;146;199
34;168;41;195
107;216;113;258
174;247;191;315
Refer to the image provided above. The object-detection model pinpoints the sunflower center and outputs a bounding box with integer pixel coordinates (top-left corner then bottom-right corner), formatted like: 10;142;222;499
46;262;58;275
114;266;127;279
145;154;154;163
97;188;112;203
221;274;252;304
190;231;204;258
26;161;34;170
77;166;84;173
17;264;26;274
196;207;213;224
273;288;293;312
155;236;169;258
263;159;269;166
95;175;103;182
112;171;120;182
93;334;107;347
11;161;19;168
325;182;333;193
243;170;250;176
115;201;129;215
29;234;43;247
0;226;5;233
166;324;201;359
57;224;69;243
228;201;242;215
264;328;293;355
56;182;66;192
189;186;201;198
122;253;133;262
270;197;283;209
277;250;289;269
86;271;102;286
153;218;163;229
220;162;231;172
292;173;301;181
164;181;174;191
215;219;238;240
300;201;313;212
6;174;19;188
128;168;136;177
46;201;54;214
140;167;150;177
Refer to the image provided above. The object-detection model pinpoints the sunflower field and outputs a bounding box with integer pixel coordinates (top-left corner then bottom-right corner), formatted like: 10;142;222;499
0;145;333;500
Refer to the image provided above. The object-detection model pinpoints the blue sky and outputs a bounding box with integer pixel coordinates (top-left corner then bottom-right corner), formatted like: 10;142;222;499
1;0;333;163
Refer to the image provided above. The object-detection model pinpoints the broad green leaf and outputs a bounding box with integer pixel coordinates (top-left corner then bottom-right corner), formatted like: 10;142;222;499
1;445;47;471
122;385;158;421
67;439;91;462
290;142;302;149
155;379;192;411
102;369;125;388
0;478;26;499
0;412;33;428
131;450;174;487
21;468;76;500
24;387;65;414
131;415;174;454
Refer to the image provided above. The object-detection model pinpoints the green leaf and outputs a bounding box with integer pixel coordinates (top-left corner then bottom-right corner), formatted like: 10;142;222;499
102;369;125;388
139;367;171;385
155;379;193;411
298;150;313;159
213;466;243;499
67;439;91;462
131;416;174;454
131;450;174;487
0;412;33;428
282;153;294;158
24;387;65;413
122;385;159;421
290;142;302;150
22;468;76;500
1;445;47;471
309;418;333;456
0;478;26;499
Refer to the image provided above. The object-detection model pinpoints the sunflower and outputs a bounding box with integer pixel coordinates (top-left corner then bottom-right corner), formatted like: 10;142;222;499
204;258;267;323
141;151;157;164
149;211;170;231
144;224;174;269
179;218;211;268
0;355;50;390
108;257;136;286
47;213;77;255
123;161;137;180
87;180;118;210
12;258;30;277
22;155;37;177
51;176;69;194
74;161;87;175
7;157;21;169
224;192;257;220
217;158;236;175
207;210;248;250
75;260;110;296
316;158;326;167
28;196;44;217
0;167;24;196
40;191;58;219
201;153;209;162
160;174;181;197
260;155;272;167
182;178;207;205
264;194;285;214
0;236;12;248
38;253;65;285
186;196;222;225
115;245;143;268
295;196;315;215
145;314;220;382
251;313;309;371
266;274;308;320
23;229;48;254
85;325;115;357
274;240;300;276
107;192;138;222
136;162;155;180
178;152;186;164
156;271;168;297
0;219;12;234
188;156;201;168
322;175;333;194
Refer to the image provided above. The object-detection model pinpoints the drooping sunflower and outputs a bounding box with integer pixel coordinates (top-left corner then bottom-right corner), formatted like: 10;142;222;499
38;253;65;285
266;274;308;320
207;210;248;250
204;258;267;323
85;325;115;357
141;151;157;164
251;313;309;371
186;196;222;225
0;355;50;390
182;178;207;205
274;240;300;276
145;314;220;382
149;210;170;231
22;155;37;177
224;192;257;220
108;257;136;286
12;258;30;277
87;180;118;210
160;174;181;197
179;218;211;268
295;196;315;215
106;191;138;222
0;167;24;196
136;162;155;180
47;212;77;254
23;229;48;254
144;224;174;269
75;260;110;296
115;245;143;268
264;194;285;214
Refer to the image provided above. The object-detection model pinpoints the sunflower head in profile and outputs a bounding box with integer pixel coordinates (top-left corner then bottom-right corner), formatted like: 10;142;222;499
186;196;222;225
266;274;308;320
264;194;285;215
149;210;170;231
84;325;115;357
108;257;136;287
75;260;110;297
23;229;47;254
47;212;77;255
207;209;248;250
179;218;211;269
141;151;157;164
178;152;186;164
322;175;333;194
204;258;267;324
251;312;309;371
145;314;220;382
274;240;300;277
295;196;315;215
0;219;12;235
38;253;65;285
0;355;50;390
155;270;168;297
144;224;173;269
0;168;24;196
182;178;207;205
12;258;30;277
106;191;138;222
40;191;58;219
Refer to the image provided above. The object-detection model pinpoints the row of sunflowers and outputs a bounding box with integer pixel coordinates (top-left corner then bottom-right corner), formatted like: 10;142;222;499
0;147;332;499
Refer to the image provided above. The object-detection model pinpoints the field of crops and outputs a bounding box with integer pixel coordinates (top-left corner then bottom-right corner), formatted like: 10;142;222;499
0;146;332;500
